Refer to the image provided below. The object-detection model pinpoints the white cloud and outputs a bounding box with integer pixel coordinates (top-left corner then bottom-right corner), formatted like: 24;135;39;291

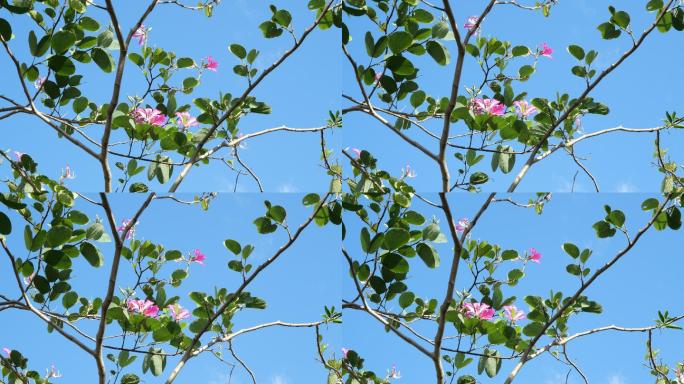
607;374;626;384
616;181;636;193
277;182;299;193
272;375;289;384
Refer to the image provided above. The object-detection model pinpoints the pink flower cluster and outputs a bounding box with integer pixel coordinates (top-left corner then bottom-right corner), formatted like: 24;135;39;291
116;219;137;240
175;112;198;129
471;98;505;116
127;299;159;317
190;249;206;264
133;107;167;126
455;218;470;233
464;16;479;31
462;302;527;322
528;247;542;263
539;42;553;58
402;164;417;178
513;100;538;118
167;303;190;321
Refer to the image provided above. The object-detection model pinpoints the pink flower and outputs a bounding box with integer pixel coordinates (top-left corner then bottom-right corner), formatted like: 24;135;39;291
455;218;470;233
374;71;382;86
513;100;538;118
539;42;553;58
116;219;137;240
133;107;167;126
2;347;10;357
34;77;46;90
203;56;218;72
60;165;76;181
126;299;159;317
341;348;349;359
13;151;24;161
402;164;417;178
175;112;198;129
471;98;505;116
503;305;526;322
167;304;190;321
463;302;495;320
350;148;362;158
528;247;542;263
190;249;205;264
132;25;148;45
464;16;479;31
46;364;61;379
388;364;401;380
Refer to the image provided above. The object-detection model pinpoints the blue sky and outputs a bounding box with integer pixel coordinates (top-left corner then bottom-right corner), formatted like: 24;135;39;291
344;193;684;383
0;0;340;192
0;193;341;383
343;0;684;192
1;1;683;384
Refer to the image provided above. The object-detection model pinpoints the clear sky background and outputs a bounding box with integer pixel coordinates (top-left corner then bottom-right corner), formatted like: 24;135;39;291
2;1;684;384
344;193;684;384
343;0;684;193
0;194;341;383
1;0;341;192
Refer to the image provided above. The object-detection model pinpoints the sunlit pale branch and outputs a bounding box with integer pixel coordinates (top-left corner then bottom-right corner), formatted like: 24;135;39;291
100;0;160;192
505;196;674;383
95;193;156;384
168;0;335;192
341;248;434;358
341;44;439;162
164;193;333;383
1;239;96;356
507;0;677;192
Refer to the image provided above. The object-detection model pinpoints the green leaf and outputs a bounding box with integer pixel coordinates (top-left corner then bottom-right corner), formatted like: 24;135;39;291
80;241;104;267
0;18;12;41
386;55;415;76
607;210;625;227
562;243;580;258
597;22;621;39
523;322;544;337
274;9;292;27
229;44;246;59
647;0;664;11
91;48;114;72
592;220;616;238
432;21;450;39
382;253;409;274
0;212;11;235
469;172;489;185
383;228;410;250
51;30;76;54
567;44;585;60
258;21;282;38
302;193;320;206
611;11;630;29
511;45;529;57
410;91;426;108
47;225;72;247
416;242;439;268
32;275;50;293
62;291;78;309
641;198;659;211
387;31;413;54
426;40;449;65
399;292;415;308
176;57;194;68
224;239;241;254
79;16;100;31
